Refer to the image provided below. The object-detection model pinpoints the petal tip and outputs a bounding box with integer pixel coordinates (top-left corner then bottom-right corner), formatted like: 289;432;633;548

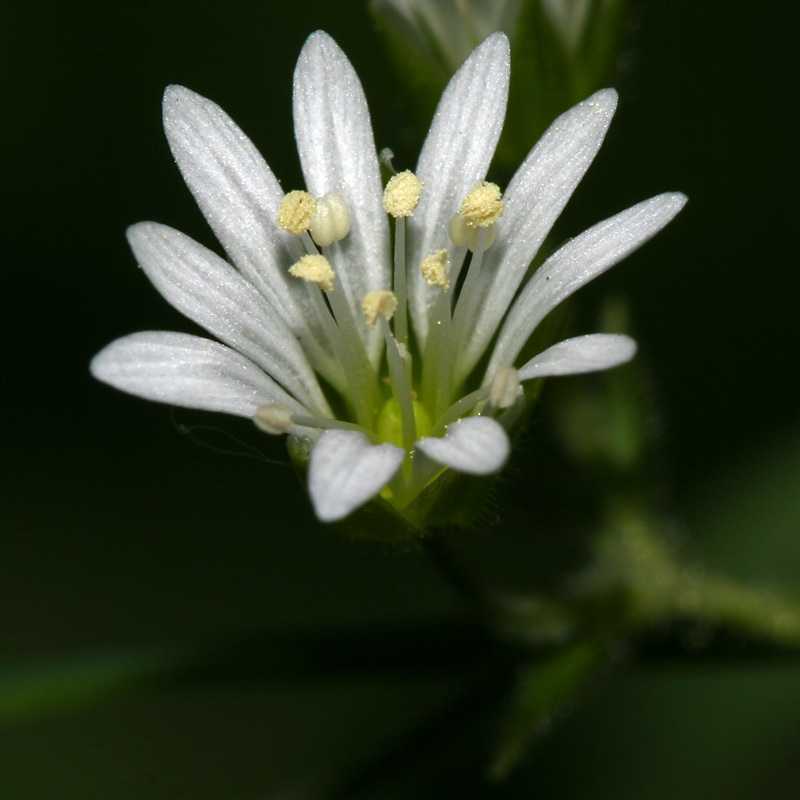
672;191;689;209
483;30;510;49
298;30;343;63
162;84;194;112
308;431;404;523
125;220;155;244
89;345;112;382
591;87;619;113
476;30;510;68
417;417;510;476
654;191;689;218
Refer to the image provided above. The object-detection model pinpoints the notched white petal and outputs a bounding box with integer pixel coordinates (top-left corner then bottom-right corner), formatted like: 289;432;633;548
416;417;510;475
90;332;305;418
308;430;405;522
518;334;637;381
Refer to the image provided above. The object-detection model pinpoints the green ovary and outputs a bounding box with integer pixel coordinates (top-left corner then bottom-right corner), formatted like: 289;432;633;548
375;395;433;448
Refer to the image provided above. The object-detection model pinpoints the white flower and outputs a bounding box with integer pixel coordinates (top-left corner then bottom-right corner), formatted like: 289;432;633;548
91;31;686;523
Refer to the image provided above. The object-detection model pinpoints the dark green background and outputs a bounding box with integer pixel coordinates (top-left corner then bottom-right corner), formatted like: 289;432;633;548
3;1;799;797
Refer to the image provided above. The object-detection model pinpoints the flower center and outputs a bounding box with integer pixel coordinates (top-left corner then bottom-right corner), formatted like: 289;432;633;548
264;174;508;462
375;395;432;448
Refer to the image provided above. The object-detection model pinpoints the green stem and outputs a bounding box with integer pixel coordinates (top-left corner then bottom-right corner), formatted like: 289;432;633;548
422;535;496;620
592;497;800;649
666;569;800;647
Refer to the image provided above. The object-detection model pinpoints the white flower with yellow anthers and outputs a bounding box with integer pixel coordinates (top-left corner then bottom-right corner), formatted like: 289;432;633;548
91;31;686;524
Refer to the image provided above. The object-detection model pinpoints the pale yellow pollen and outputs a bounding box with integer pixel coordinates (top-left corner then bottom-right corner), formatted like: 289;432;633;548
459;181;504;227
253;403;293;435
489;366;520;409
420;249;451;290
448;214;497;252
382;170;424;217
309;192;350;247
277;190;316;234
289;254;336;292
362;290;397;327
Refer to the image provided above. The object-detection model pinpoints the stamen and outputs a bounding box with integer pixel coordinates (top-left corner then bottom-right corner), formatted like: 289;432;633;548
362;290;397;328
431;387;491;436
379;316;417;454
253;403;294;435
451;227;488;326
420;249;450;291
440;228;490;415
289;254;335;292
459;181;504;227
421;289;454;418
323;270;380;429
309;192;350;247
489;366;520;409
449;213;497;252
383;170;423;218
419;249;455;415
253;403;369;436
430;368;518;436
277;190;316;234
392;217;409;346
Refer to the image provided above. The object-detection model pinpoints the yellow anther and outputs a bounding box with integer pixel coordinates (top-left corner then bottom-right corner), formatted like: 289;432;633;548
277;190;316;234
420;249;450;291
382;170;424;217
362;290;397;327
459;181;504;227
310;192;350;247
289;254;336;292
448;214;497;252
489;367;520;409
253;403;294;434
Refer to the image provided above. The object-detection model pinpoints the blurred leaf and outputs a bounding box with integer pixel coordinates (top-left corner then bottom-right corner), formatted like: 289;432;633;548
690;425;800;584
489;638;604;780
0;649;172;725
0;622;500;727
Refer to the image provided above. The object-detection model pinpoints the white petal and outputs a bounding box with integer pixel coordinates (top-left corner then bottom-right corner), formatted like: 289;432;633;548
293;32;390;360
416;416;510;475
127;223;331;417
486;192;687;378
308;430;405;522
90;332;307;418
518;334;637;381
456;90;618;381
408;32;510;346
162;86;318;337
